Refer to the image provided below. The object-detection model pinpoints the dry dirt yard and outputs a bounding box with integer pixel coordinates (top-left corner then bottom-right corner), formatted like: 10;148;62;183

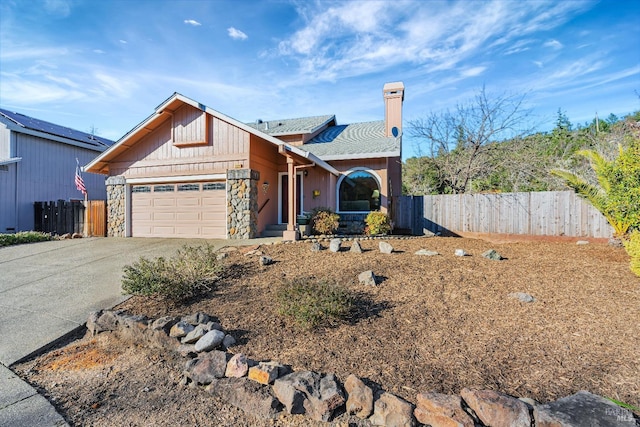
15;236;640;426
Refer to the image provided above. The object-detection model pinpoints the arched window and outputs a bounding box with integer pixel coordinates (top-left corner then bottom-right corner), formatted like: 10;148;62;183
338;170;381;212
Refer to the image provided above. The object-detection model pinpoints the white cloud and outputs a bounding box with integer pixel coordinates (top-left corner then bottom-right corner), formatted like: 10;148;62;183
533;61;544;68
119;40;127;44
43;0;72;18
544;39;563;49
93;49;105;54
184;19;201;26
460;66;487;77
93;72;136;98
227;27;248;40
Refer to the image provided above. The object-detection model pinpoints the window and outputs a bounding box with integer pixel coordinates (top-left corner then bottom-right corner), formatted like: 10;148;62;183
338;170;380;212
132;186;151;193
178;183;200;191
154;185;175;192
203;182;225;191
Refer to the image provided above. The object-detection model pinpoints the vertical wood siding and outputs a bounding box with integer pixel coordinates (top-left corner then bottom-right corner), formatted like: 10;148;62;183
393;191;613;238
10;133;106;231
110;108;250;178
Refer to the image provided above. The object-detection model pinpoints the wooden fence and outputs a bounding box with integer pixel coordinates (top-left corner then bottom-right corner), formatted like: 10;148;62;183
34;200;106;236
392;191;613;239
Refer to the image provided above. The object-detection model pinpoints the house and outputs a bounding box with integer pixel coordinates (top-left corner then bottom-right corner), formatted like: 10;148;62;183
85;82;404;240
0;109;113;233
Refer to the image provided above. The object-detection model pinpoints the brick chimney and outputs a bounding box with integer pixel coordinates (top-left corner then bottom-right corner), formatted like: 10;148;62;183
383;82;404;137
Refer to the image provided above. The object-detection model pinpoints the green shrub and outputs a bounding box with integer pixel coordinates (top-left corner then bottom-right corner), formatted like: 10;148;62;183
121;244;223;301
365;211;392;235
311;207;340;235
623;230;640;277
276;277;353;329
0;231;52;247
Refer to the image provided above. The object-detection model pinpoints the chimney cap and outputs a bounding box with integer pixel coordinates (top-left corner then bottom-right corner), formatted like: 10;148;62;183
383;81;404;92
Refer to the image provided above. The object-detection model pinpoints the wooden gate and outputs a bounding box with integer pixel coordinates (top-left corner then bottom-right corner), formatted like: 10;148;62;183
87;200;106;237
34;200;106;236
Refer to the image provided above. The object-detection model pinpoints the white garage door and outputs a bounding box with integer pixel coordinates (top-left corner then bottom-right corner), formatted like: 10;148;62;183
131;182;226;238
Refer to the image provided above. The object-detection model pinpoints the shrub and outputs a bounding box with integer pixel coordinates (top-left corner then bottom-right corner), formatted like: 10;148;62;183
365;211;392;235
623;230;640;277
310;207;340;235
276;277;353;329
0;231;52;247
121;244;223;301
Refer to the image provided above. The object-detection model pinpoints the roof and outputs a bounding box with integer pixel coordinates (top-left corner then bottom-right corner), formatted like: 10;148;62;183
85;93;340;176
245;115;335;136
301;120;401;160
0;108;114;149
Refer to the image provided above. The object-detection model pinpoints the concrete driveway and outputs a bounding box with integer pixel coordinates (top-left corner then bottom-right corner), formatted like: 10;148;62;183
0;236;275;367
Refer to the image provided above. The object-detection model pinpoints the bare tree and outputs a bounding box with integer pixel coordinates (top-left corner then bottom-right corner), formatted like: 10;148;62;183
409;87;535;193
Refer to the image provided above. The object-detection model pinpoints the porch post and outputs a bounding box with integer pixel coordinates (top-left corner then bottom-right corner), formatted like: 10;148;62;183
283;156;299;241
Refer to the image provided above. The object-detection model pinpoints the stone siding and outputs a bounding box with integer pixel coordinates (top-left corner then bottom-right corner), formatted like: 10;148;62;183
106;176;126;237
227;169;259;239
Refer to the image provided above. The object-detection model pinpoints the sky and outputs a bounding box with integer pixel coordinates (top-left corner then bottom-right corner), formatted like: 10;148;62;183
1;0;639;159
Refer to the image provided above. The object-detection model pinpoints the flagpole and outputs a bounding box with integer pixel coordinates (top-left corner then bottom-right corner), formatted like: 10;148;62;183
84;190;89;237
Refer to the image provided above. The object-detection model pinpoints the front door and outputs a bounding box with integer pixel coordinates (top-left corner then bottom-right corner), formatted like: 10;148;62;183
280;173;302;224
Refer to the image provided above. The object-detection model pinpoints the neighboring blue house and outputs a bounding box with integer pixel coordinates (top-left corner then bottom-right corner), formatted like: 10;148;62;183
0;108;113;233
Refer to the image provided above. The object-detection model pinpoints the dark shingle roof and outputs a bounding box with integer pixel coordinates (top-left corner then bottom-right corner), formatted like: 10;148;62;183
302;120;400;160
0;108;114;148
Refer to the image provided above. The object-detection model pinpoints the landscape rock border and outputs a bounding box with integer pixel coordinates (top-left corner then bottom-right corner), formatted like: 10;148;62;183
86;310;637;426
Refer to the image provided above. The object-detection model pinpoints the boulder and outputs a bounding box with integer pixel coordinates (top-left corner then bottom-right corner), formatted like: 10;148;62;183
454;249;469;257
369;392;415;427
344;374;373;419
150;316;178;332
310;242;322;252
509;292;536;303
482;249;503;260
248;362;280;385
358;270;377;286
181;324;208;344
272;371;345;422
460;388;531;427
259;256;273;266
182;312;211;325
350;241;363;253
194;329;226;352
415;249;439;256
185;350;227;385
379;241;394;254
533;390;635;427
205;321;223;331
222;334;236;348
170;321;195;338
225;353;249;378
414;391;475;427
207;377;283;420
86;310;120;335
329;238;342;253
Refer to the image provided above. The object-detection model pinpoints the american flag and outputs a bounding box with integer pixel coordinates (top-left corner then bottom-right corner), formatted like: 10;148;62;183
75;161;87;197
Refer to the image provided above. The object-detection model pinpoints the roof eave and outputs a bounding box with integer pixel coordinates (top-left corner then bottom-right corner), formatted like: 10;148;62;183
316;150;401;161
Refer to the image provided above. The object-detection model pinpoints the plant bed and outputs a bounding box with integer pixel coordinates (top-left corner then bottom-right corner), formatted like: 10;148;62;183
14;237;639;425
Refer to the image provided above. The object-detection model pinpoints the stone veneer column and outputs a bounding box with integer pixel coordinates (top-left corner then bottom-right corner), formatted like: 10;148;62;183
227;169;259;239
106;176;126;237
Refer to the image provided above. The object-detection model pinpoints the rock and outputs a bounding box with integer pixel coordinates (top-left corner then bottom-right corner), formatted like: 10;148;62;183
116;313;149;343
176;344;197;358
533;390;635;427
86;310;120;335
358;270;377;286
379;241;394;254
482;249;503;260
207;377;283;420
329;238;342;252
194;329;226;352
169;321;195;338
259;255;273;266
414;391;475;427
216;252;228;261
244;249;264;257
248;362;280;385
182;312;211;325
222;334;236;348
204;321;223;331
225;353;249;378
350;241;363;253
460;388;531;427
509;292;536;303
150;316;178;332
181;324;208;344
415;249;439;256
344;374;373;419
454;249;469;257
369;392;415;427
576;240;590;245
60;233;71;239
71;232;83;239
272;371;345;422
185;350;227;385
310;242;322;252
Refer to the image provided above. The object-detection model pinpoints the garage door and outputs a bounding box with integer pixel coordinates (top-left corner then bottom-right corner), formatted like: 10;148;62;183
131;182;226;238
